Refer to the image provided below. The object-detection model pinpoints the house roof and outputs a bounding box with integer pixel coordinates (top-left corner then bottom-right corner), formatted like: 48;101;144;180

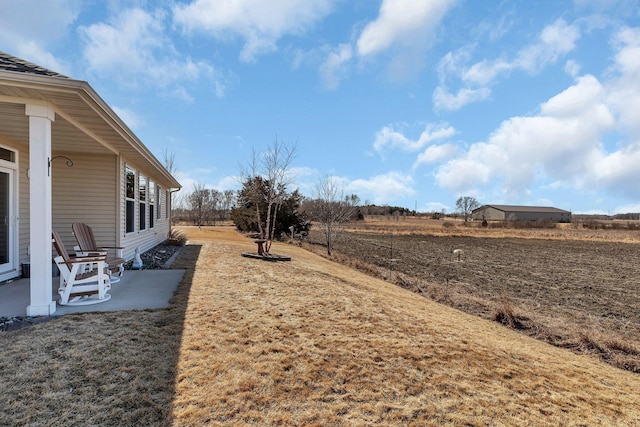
473;205;571;214
0;51;180;189
0;52;69;78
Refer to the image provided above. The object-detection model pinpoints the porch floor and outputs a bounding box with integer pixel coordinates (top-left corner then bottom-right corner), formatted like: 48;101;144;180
0;269;185;317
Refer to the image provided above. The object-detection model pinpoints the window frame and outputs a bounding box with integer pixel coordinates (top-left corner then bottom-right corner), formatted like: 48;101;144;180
149;180;155;229
139;174;147;231
125;166;136;234
156;185;162;220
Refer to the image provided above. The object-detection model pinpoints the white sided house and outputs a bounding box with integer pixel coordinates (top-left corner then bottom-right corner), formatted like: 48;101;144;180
471;205;572;223
0;52;181;316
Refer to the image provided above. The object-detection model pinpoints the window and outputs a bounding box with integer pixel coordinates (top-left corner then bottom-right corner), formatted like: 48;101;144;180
156;185;162;220
0;147;15;163
149;180;155;229
139;174;147;231
125;167;136;233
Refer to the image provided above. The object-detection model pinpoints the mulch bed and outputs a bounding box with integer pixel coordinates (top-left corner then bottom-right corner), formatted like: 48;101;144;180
123;242;183;270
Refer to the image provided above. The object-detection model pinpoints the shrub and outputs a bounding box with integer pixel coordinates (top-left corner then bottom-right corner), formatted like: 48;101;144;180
167;228;188;246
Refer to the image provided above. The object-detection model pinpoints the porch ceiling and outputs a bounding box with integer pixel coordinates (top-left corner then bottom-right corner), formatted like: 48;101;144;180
0;71;180;189
0;101;112;156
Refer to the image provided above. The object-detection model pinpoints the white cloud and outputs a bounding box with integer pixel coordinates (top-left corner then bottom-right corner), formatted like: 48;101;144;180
310;0;454;89
541;74;605;117
461;58;512;86
413;143;457;168
614;203;640;214
215;175;243;192
80;8;218;95
173;171;241;203
356;0;454;57
433;86;491;111
319;44;353;90
170;87;196;104
434;74;617;197
515;19;580;73
464;19;580;84
434;19;581;111
347;172;416;205
287;166;320;195
564;59;582;77
422;201;450;213
433;40;640;204
354;0;455;82
435;154;494;193
595;148;640;196
112;107;144;130
173;0;335;62
373;123;456;153
0;0;80;74
606;27;640;138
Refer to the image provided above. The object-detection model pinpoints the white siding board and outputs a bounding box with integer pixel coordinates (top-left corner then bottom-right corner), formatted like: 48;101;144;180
52;153;118;253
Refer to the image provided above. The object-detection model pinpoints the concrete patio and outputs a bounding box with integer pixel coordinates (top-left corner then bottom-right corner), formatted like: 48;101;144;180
0;269;185;318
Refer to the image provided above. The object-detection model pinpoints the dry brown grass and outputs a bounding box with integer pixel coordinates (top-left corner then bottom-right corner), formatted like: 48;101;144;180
350;215;640;243
0;243;202;426
305;217;640;373
1;225;640;426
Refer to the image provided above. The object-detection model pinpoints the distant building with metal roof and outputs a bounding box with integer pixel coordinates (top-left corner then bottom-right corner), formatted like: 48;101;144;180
471;205;572;222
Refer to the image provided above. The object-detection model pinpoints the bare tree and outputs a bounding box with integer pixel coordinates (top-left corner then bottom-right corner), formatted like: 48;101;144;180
262;140;296;253
221;190;236;220
188;182;210;227
456;196;480;222
239;148;266;239
162;149;177;175
240;139;297;254
312;176;360;256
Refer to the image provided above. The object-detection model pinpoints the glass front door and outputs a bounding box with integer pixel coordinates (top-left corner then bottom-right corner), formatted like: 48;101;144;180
0;166;14;275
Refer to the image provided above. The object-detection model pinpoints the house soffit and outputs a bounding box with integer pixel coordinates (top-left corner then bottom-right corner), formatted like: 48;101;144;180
0;71;180;188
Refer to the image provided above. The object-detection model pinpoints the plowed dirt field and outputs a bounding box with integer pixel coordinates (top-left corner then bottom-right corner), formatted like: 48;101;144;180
307;227;640;372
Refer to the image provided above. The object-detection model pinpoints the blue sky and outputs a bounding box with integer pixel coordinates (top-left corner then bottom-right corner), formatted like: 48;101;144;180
1;0;639;214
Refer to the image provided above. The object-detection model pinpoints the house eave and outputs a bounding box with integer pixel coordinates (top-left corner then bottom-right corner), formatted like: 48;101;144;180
0;69;180;189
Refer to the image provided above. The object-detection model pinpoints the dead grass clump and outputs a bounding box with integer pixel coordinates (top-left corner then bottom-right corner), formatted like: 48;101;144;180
493;301;530;331
576;333;640;373
605;337;640;357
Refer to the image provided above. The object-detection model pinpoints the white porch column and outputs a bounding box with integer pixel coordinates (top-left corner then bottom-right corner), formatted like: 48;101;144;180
26;103;56;316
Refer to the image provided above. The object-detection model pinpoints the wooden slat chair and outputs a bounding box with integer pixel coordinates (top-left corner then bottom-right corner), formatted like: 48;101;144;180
72;222;125;280
52;231;111;305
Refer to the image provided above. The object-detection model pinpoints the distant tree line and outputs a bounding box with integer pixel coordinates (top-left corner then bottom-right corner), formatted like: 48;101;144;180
573;213;640;221
173;183;237;226
357;204;412;217
613;213;640;220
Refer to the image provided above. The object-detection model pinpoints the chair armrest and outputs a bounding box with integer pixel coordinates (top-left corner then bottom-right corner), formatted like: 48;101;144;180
70;256;107;263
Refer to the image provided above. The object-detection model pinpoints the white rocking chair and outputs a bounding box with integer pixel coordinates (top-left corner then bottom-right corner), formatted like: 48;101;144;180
72;222;125;282
52;231;111;306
